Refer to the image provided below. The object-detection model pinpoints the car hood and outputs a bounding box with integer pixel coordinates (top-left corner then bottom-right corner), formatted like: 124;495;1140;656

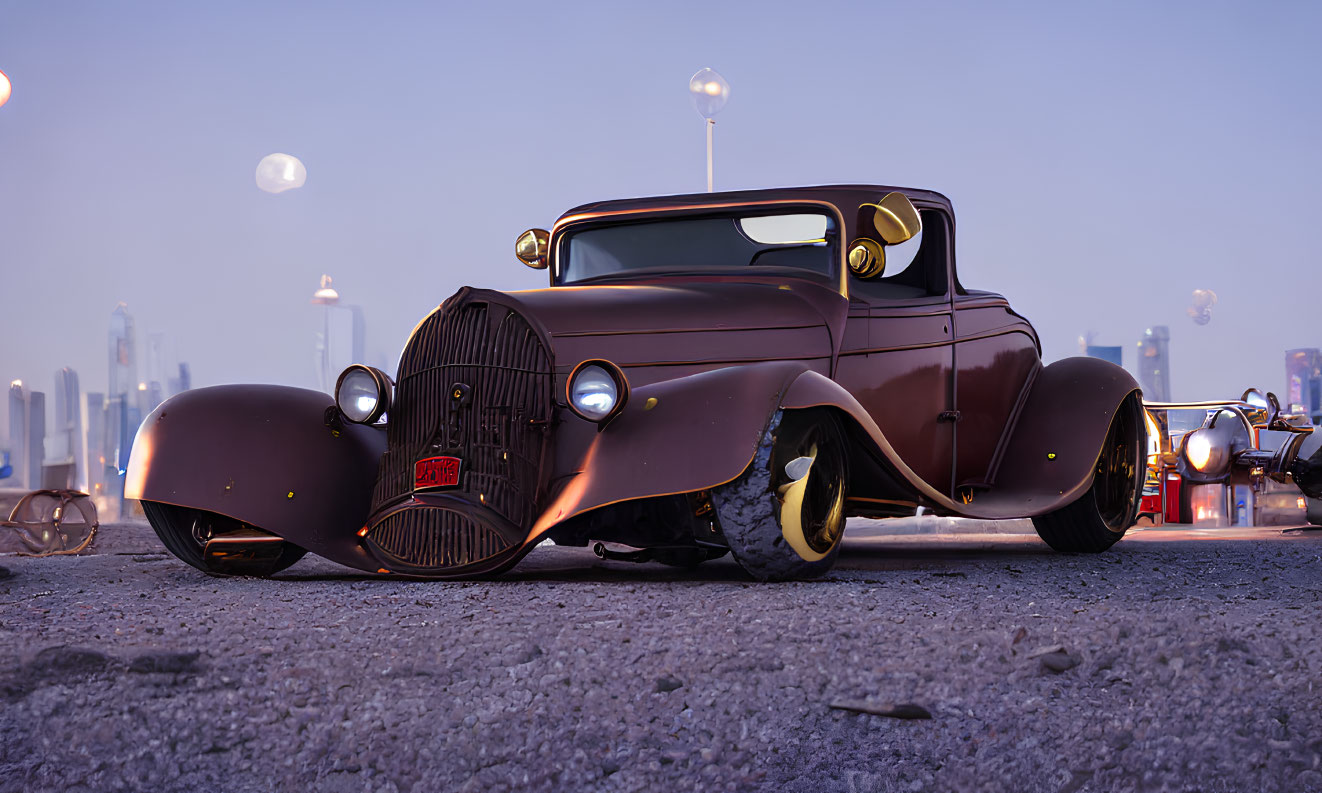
501;280;840;370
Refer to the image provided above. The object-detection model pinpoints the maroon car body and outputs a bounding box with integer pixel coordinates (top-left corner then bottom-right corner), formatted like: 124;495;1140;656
127;185;1146;580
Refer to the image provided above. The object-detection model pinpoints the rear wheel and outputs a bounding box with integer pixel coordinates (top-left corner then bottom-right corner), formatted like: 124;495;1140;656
141;501;306;576
712;409;849;581
1032;394;1144;552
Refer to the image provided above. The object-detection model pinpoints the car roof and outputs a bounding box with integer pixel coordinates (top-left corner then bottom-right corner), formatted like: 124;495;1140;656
558;184;953;230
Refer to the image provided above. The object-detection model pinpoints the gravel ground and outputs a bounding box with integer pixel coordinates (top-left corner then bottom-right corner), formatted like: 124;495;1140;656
2;520;1322;793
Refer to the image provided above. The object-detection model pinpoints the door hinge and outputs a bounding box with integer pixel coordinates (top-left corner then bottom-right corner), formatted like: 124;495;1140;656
938;410;962;423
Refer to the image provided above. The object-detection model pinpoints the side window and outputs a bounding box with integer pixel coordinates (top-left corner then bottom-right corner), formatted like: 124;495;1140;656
850;209;949;300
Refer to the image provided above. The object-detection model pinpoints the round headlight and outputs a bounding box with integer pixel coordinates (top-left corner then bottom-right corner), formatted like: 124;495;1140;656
1185;430;1213;470
1182;428;1227;474
335;365;391;424
568;361;628;423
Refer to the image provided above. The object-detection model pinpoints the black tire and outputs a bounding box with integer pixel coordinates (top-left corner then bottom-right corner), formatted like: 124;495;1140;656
711;409;849;581
141;501;306;576
1032;394;1144;552
1306;497;1322;527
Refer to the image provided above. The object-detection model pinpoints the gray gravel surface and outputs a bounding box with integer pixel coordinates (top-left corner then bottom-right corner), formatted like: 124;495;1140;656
2;521;1322;793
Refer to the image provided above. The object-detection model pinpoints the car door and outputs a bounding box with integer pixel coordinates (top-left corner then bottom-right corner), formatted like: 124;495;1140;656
835;208;955;497
950;296;1041;497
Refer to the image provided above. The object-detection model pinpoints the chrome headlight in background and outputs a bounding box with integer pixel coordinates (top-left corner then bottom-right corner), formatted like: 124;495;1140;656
567;360;628;424
335;365;392;424
1181;428;1228;475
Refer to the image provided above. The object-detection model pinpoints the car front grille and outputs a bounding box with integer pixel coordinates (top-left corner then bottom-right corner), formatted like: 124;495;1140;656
366;505;513;571
369;290;554;532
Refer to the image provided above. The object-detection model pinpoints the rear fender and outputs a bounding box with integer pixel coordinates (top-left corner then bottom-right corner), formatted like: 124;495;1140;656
969;357;1141;518
781;359;1142;519
125;385;387;571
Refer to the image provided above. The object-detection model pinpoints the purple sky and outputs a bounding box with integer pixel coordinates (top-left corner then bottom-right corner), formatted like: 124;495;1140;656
1;0;1319;434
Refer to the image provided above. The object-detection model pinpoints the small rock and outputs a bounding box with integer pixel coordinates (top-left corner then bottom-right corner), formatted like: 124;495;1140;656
829;700;933;720
1026;644;1066;659
656;676;683;693
34;646;113;675
1039;651;1079;673
128;650;201;674
0;565;12;580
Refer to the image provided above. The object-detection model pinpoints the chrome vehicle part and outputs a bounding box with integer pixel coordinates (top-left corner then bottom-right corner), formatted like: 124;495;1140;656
515;228;550;269
335;365;392;424
567;360;628;424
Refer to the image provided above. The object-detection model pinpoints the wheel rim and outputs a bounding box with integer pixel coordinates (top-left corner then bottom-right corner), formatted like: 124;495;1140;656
772;414;847;557
1094;399;1141;530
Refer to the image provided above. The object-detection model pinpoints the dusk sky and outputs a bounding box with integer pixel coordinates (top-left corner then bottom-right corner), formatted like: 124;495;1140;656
1;1;1319;433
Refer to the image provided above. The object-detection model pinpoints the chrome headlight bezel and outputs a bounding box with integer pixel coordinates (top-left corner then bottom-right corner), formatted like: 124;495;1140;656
566;359;629;425
335;365;393;425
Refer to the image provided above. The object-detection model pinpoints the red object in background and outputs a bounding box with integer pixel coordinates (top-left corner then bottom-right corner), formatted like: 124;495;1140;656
414;456;462;490
1163;475;1183;524
1140;492;1163;521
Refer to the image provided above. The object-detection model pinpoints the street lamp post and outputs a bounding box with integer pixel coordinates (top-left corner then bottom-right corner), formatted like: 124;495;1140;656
311;275;340;393
689;68;730;193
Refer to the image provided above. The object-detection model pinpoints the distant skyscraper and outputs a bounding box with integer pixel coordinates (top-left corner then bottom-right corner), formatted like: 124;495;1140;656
86;392;107;501
1286;348;1322;425
167;362;192;398
1085;345;1123;367
52;367;85;490
4;382;47;489
107;303;142;514
7;380;27;487
25;390;45;490
1138;326;1172;402
108;303;139;399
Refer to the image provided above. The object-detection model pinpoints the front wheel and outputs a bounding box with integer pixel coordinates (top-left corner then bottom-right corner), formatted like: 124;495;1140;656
712;408;849;581
1032;394;1144;553
142;501;306;576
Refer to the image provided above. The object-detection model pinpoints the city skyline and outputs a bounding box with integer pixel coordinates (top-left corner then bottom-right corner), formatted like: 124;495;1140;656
1;1;1319;427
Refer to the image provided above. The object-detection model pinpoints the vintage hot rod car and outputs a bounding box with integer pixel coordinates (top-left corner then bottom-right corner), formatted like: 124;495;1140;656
128;185;1157;581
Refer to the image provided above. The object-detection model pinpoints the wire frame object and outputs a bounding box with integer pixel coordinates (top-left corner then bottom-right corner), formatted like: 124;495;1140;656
0;489;99;556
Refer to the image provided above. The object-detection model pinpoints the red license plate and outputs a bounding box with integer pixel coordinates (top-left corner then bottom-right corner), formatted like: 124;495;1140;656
414;456;462;490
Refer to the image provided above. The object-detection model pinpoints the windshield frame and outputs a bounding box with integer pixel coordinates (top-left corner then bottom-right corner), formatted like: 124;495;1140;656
549;199;848;294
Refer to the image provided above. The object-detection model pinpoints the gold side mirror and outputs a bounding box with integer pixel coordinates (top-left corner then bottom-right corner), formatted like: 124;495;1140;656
862;192;921;245
847;238;885;278
515;228;550;270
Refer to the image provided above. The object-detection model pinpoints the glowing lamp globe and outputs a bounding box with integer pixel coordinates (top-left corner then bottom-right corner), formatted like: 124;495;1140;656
0;70;11;109
689;68;730;119
256;153;307;194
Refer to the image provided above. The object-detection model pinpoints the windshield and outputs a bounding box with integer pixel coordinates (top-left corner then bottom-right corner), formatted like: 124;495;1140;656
555;210;839;285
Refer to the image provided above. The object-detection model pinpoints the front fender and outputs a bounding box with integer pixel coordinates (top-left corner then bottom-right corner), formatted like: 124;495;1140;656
125;385;387;570
532;361;812;535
